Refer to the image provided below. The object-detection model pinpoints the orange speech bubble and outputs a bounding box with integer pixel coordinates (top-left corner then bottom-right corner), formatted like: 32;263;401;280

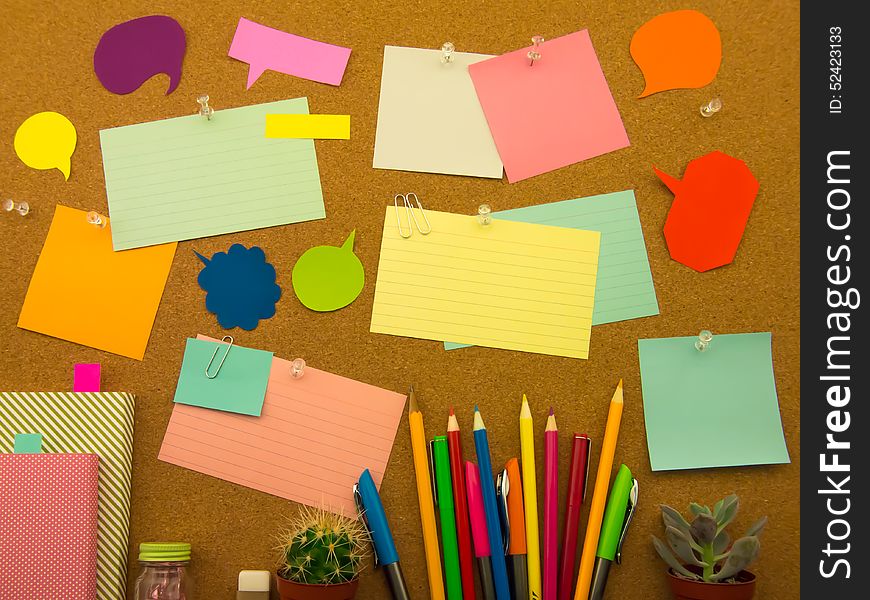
631;10;722;98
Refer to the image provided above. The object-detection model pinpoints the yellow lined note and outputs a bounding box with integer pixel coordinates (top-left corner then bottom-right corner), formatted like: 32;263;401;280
370;207;600;358
265;114;350;139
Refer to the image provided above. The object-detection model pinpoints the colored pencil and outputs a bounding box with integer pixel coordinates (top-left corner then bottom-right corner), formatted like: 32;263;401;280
574;380;625;600
473;407;511;600
433;436;463;600
543;408;559;600
409;387;445;600
558;434;591;600
466;461;496;600
448;409;476;600
520;395;542;600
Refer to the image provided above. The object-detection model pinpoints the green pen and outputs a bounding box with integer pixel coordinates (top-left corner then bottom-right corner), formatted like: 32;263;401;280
589;464;638;600
433;436;463;599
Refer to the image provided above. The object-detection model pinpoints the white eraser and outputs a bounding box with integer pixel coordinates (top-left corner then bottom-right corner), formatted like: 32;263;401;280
238;570;270;592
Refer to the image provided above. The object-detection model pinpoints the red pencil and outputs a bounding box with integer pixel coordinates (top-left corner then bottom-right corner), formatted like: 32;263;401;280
448;408;477;600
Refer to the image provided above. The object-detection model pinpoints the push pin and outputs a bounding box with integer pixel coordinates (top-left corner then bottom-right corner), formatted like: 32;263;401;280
197;95;214;120
528;35;544;66
700;98;722;118
290;357;306;379
695;330;713;352
477;203;492;226
86;211;107;228
2;199;30;216
440;42;456;64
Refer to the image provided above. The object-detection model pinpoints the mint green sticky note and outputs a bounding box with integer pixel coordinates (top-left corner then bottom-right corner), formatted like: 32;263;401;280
100;98;325;251
445;190;658;350
638;332;790;471
13;433;43;453
173;338;273;416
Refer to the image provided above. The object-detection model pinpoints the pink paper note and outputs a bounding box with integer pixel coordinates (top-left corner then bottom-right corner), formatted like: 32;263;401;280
228;17;351;88
158;335;406;513
73;363;101;392
0;453;99;600
468;30;630;183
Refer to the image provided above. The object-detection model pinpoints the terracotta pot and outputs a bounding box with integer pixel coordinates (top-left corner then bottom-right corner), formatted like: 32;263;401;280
276;574;360;600
667;568;756;600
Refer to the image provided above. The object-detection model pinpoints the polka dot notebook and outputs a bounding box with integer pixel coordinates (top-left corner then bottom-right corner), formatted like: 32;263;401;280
0;453;99;600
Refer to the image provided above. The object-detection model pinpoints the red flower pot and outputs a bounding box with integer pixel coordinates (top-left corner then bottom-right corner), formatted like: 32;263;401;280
667;569;756;600
276;574;360;600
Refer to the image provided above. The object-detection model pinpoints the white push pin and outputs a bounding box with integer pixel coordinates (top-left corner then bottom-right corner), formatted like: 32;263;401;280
441;42;456;64
700;98;722;118
695;330;713;352
197;95;214;120
86;211;107;228
477;203;492;226
2;199;30;216
528;35;544;66
290;358;306;379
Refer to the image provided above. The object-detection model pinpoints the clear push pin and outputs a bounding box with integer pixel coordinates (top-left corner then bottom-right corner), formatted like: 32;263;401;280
2;199;30;216
477;203;492;226
86;211;107;228
197;95;214;120
528;35;544;66
700;98;722;118
695;330;713;352
290;358;306;379
441;42;456;64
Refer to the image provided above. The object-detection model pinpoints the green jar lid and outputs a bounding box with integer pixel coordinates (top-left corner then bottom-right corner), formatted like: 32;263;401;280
139;542;191;562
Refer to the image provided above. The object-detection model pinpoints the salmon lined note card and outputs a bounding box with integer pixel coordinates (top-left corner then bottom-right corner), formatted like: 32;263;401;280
370;207;601;358
468;30;629;182
159;336;406;513
99;98;325;251
17;205;176;360
0;453;100;600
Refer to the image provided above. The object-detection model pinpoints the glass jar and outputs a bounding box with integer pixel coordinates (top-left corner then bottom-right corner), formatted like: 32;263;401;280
133;542;193;600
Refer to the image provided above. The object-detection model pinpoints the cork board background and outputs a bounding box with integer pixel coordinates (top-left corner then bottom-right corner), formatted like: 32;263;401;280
0;0;800;598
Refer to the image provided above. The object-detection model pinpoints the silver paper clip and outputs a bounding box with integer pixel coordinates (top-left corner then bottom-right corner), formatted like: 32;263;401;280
205;335;233;378
394;193;432;238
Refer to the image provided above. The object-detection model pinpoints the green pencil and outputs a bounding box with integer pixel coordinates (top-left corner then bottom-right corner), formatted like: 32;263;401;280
433;435;463;599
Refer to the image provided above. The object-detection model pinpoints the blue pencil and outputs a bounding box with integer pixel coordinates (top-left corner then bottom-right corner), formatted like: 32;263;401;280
473;406;511;600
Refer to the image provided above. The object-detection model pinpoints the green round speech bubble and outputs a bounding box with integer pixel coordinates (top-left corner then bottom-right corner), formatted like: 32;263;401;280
292;230;365;312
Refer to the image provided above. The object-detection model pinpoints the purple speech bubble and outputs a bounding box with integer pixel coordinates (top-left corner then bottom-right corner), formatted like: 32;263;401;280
93;15;186;95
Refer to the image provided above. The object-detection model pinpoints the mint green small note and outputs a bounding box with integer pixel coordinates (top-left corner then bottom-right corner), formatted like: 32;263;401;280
13;433;43;453
100;98;325;251
173;338;273;416
638;332;790;471
445;190;658;350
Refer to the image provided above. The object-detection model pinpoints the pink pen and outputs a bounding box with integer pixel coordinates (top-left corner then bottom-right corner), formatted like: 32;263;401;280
466;461;496;600
544;408;559;600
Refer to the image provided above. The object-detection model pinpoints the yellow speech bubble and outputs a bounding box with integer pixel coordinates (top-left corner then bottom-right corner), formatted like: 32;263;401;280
14;112;78;180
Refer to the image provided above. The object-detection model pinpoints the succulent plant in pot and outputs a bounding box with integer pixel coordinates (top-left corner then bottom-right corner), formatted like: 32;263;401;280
652;494;767;600
276;506;370;600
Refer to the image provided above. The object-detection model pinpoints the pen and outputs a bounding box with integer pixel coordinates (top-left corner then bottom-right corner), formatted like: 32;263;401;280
543;408;558;600
408;387;446;600
589;465;638;600
505;458;528;600
354;469;411;600
558;434;591;600
519;395;541;600
473;406;511;600
574;380;625;600
466;461;497;600
447;408;477;600
433;436;463;599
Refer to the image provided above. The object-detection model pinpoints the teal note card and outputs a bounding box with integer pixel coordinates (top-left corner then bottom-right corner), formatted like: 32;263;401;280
445;190;658;350
13;433;43;453
100;98;325;251
173;338;273;416
638;332;790;471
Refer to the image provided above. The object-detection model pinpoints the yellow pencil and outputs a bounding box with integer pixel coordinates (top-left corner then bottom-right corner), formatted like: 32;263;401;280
520;394;541;600
409;386;445;600
574;380;624;600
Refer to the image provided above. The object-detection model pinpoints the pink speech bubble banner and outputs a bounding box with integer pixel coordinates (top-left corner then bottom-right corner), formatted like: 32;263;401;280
228;17;351;88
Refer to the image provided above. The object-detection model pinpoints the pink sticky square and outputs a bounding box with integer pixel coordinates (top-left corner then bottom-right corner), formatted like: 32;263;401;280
73;363;101;392
469;30;630;183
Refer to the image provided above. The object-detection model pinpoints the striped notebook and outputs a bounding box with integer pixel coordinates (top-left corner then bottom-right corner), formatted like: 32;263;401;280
0;392;135;600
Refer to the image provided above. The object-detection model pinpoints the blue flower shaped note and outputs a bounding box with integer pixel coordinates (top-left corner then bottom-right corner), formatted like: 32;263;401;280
195;244;282;330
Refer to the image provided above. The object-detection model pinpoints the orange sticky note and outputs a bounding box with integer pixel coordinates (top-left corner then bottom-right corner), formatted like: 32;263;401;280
18;205;176;360
630;10;722;97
